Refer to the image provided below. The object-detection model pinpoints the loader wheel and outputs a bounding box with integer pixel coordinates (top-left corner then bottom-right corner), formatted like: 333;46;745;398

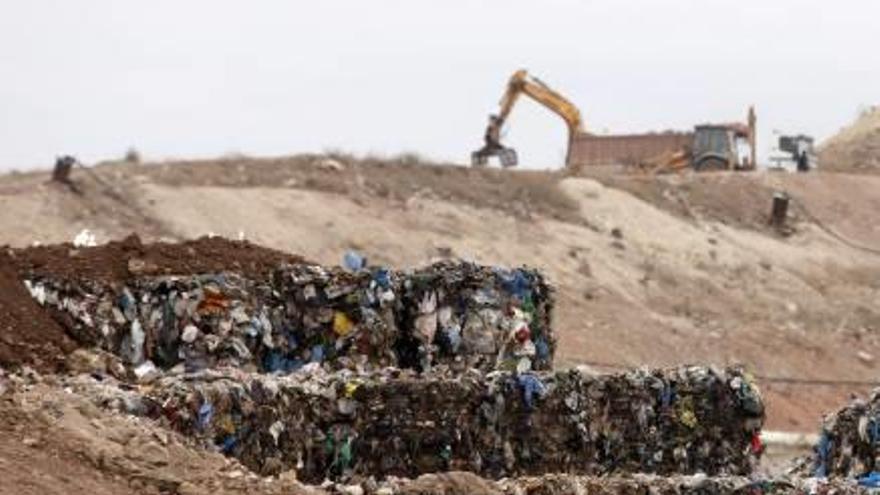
694;157;728;172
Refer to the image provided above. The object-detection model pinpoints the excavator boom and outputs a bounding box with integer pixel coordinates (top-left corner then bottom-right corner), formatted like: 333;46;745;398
497;70;585;136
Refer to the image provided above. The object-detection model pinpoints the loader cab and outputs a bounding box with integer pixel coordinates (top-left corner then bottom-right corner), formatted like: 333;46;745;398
692;124;750;171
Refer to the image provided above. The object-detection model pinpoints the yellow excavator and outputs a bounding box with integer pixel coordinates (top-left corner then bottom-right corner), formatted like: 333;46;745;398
471;69;585;168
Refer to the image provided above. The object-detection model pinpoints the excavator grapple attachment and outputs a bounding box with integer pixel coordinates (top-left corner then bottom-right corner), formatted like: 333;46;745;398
471;146;518;168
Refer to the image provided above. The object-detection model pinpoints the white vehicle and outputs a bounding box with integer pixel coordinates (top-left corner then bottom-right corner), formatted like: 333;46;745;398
767;133;817;172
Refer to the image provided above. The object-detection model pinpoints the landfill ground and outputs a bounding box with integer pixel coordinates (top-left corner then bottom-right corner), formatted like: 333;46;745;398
3;135;880;492
5;154;880;431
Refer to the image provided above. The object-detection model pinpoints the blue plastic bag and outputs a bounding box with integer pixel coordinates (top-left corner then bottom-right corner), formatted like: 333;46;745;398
198;402;213;430
517;373;546;410
343;251;367;272
859;471;880;487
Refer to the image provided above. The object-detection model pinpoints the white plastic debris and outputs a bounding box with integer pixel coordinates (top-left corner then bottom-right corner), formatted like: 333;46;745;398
130;320;146;364
133;360;158;383
73;229;97;247
269;420;285;445
23;281;46;305
181;324;199;343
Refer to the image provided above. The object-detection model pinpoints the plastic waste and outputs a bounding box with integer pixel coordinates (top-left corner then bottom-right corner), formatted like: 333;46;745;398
333;312;355;337
343;251;367;272
73;229;97;247
859;472;880;488
181;324;199;343
198;402;214;430
129;320;145;364
517;373;546;410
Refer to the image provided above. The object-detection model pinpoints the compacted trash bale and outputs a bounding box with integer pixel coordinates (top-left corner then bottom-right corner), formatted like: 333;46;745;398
807;388;880;480
23;259;555;375
78;365;764;482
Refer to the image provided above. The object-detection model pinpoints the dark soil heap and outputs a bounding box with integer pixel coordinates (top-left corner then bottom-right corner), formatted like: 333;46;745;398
0;251;76;371
0;235;306;371
8;234;307;284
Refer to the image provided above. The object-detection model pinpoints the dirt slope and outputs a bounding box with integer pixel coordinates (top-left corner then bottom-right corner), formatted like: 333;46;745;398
0;395;147;495
3;155;880;431
0;251;75;372
0;375;320;495
820;106;880;173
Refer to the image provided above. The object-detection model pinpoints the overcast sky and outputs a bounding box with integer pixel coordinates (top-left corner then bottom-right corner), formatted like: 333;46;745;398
1;0;878;170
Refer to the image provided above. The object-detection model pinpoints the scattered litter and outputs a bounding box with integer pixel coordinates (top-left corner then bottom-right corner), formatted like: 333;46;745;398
343;251;367;272
73;229;97;247
133;360;159;383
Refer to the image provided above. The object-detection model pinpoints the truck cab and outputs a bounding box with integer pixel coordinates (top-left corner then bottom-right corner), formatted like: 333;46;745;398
768;134;817;172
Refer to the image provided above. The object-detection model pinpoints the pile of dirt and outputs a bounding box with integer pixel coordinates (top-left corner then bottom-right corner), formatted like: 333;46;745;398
0;236;307;371
820;106;880;173
8;234;307;284
0;251;75;372
1;377;318;495
113;153;581;223
595;173;806;234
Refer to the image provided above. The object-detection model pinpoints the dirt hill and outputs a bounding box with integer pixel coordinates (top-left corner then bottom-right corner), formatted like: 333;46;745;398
820;106;880;172
3;154;880;431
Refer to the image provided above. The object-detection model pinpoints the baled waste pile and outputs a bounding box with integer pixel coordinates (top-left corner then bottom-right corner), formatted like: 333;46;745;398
393;260;554;372
809;388;880;482
7;238;774;489
73;365;764;482
21;256;554;375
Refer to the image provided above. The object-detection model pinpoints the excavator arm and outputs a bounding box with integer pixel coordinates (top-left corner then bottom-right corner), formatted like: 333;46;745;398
472;69;585;168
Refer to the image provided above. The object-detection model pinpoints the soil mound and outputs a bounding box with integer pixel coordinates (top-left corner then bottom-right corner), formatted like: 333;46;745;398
0;236;307;371
0;251;75;371
8;234;307;284
820;107;880;172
